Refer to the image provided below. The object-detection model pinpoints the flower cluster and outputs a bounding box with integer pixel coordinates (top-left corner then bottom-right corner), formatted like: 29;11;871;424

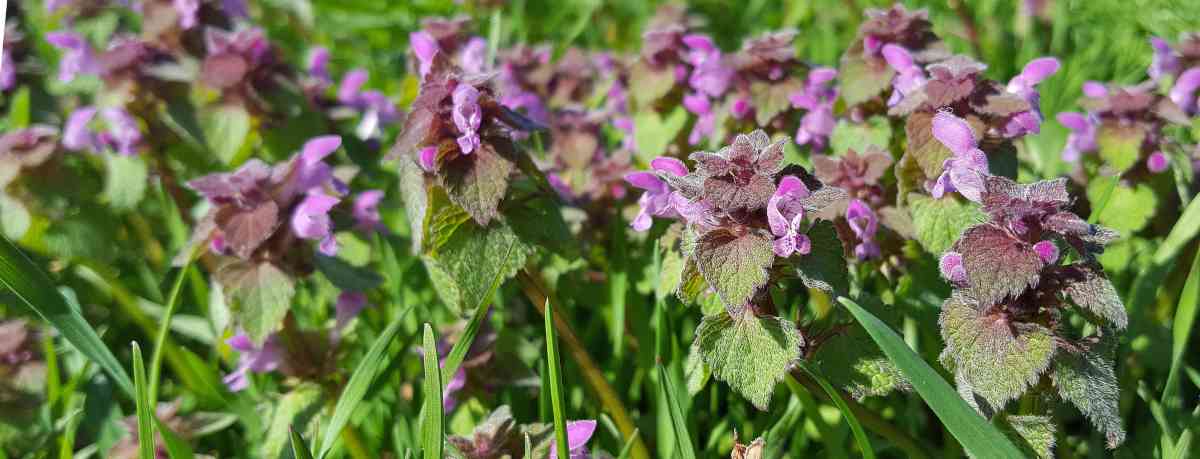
1056;35;1200;177
838;3;947;111
937;174;1127;447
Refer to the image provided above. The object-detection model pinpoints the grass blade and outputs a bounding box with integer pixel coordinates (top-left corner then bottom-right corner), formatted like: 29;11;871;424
545;299;569;459
799;364;875;459
837;296;1024;459
317;312;408;459
291;427;316;459
1164;249;1200;403
0;236;134;397
421;324;444;459
132;342;156;459
657;363;697;459
149;262;191;406
616;428;641;459
156;418;195;459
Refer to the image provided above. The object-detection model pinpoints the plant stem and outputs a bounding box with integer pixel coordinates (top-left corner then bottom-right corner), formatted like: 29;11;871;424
517;268;651;459
789;371;932;459
149;263;190;406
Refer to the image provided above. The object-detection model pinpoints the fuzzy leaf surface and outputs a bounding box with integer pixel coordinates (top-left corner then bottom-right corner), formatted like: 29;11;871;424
908;193;987;255
694;311;803;409
693;228;775;309
219;260;295;344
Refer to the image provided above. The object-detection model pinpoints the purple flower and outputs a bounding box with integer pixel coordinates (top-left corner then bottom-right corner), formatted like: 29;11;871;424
846;199;880;260
1;51;15;90
548;420;597;459
730;96;751;119
452;84;482;154
1002;57;1059;137
222;0;249;19
1149;37;1179;82
768;175;812;258
791;68;838;150
684;34;732;98
881;44;925;106
683;92;714;145
307;47;332;88
337;69;369;106
280;135;340;199
1147;151;1170;173
410;31;439;79
1170;67;1200;115
100;108;142;155
625;157;688;231
63;107;100;152
1057;112;1097;162
45;32;98;83
418;146;438;172
460;37;488;74
939;251;967;284
1082;81;1108;99
352;190;384;232
173;0;200;29
334;292;370;331
795;105;835;150
292;192;340;256
62;106;142;155
1033;240;1059;264
929;111;988;202
223;333;282;392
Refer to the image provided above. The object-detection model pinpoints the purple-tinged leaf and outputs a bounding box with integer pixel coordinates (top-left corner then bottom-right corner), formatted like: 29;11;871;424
1058;263;1128;329
693;227;775;309
217;260;296;344
954;224;1043;305
439;143;514;226
215;200;280;259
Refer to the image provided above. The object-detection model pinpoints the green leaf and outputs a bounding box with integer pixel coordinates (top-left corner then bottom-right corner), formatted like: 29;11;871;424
398;157;430;253
633;107;687;165
907;193;987;255
693;228;775;309
422;324;444;459
6;86;31;128
314;255;384;293
217;261;296;344
291;428;316;459
940;291;1056;410
161;100;210;153
544;301;569;459
998;415;1055;458
694;310;803;410
829;117;892;156
104;154;149;211
201;104;252;164
629;61;677;108
1096;123;1144;172
262;384;324;459
837;296;1025;459
0;236;134;397
316;311;408;459
440;143;514;226
657;363;697;459
792;221;850;294
1164;249;1200;403
751;78;802;126
423;208;529;316
1085;178;1156;234
838;54;894;107
1052;333;1125;448
798;365;875;459
904;112;954;180
132;342;156;459
683;343;710;396
149;263;191;406
1061;262;1127;329
505;195;578;259
0;194;31;240
811;323;910;400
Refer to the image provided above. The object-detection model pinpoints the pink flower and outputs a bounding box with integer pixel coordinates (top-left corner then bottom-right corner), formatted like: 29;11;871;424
459;37;488;74
452;85;482;154
939;251;967;284
1057;112;1097;162
1033;240;1059;264
410;31;439;79
1148;37;1179;82
846;199;880;260
46;32;98;83
548;420;597;459
307;47;332;88
929;111;988;202
352;190;385;232
334;292;370;331
881;44;925;106
1170;67;1200;115
173;0;200;29
625;157;689;231
223;333;283;392
768;176;812;258
1002;57;1059;138
1147;151;1170;173
292;192;340;256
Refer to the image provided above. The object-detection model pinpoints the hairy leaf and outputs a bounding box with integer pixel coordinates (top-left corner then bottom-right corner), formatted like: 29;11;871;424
999;415;1056;458
751;79;803;126
940;292;1057;410
201;104;251;164
314;255;384;293
104;155;148;211
790;221;849;294
1051;334;1125;448
829;118;893;157
839;54;894;107
218;260;295;344
904;112;955;179
423;204;530;316
440;143;515;226
955;224;1043;305
634;107;688;165
684;343;710;395
216;200;280;260
908;193;987;255
693;228;775;309
694;310;803;409
505;195;577;258
812;323;910;400
1086;179;1156;234
1060;263;1127;329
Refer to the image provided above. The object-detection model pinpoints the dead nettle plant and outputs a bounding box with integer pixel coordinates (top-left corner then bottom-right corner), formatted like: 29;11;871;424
937;171;1127;454
627;129;850;409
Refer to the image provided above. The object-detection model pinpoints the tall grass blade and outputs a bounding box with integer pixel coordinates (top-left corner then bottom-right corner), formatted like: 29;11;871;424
545;299;569;459
290;427;316;459
317;311;408;459
837;296;1024;459
800;364;875;459
0;236;134;396
149;262;191;406
616;428;641;459
421;324;444;459
1164;249;1200;403
132;342;156;459
657;363;697;459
